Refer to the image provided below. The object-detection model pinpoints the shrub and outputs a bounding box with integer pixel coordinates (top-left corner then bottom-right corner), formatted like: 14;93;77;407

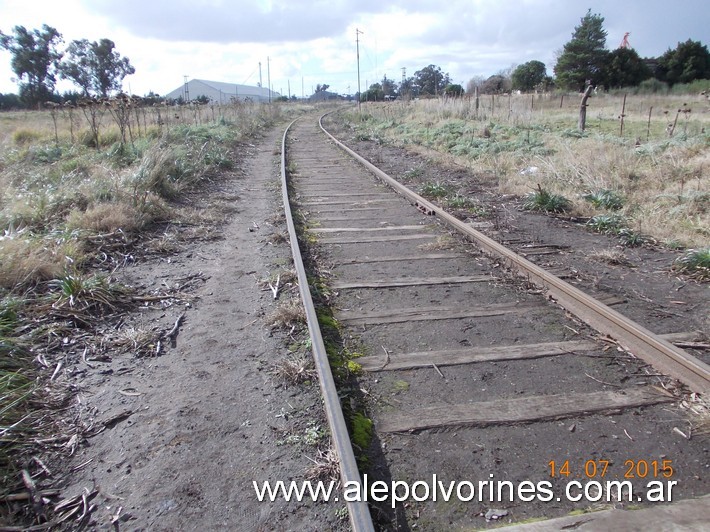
522;186;571;213
11;129;42;146
586;214;625;234
583;189;625;211
673;248;710;280
420;182;448;198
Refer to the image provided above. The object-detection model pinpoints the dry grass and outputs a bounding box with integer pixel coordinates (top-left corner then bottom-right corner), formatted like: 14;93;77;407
588;248;633;267
66;202;146;233
273;352;316;385
267;299;307;329
0;100;285;522
348;92;710;248
305;447;340;483
0;235;83;290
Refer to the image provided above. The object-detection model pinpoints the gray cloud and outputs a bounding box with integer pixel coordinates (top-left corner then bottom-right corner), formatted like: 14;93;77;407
81;0;441;43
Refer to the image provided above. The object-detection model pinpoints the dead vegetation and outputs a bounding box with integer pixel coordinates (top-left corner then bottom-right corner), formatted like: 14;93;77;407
0;101;287;528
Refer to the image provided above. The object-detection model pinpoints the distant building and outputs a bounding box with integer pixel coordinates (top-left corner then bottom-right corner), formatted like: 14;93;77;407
164;79;280;103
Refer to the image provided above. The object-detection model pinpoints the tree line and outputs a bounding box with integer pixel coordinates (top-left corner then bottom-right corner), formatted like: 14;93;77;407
0;24;134;109
358;9;708;101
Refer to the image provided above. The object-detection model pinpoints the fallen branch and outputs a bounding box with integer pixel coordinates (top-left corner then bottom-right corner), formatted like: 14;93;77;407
163;313;186;348
269;274;281;299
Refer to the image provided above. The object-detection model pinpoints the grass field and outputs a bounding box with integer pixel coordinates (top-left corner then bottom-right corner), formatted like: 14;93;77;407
343;91;709;250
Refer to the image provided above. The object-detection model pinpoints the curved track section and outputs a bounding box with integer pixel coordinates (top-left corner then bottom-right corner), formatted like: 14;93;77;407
280;120;374;532
318;113;710;395
281;112;710;529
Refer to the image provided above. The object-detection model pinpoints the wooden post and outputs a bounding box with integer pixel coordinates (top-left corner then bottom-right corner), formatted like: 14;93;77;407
560;93;564;108
475;86;479;118
619;93;627;137
531;94;534;111
646;106;653;142
578;85;594;131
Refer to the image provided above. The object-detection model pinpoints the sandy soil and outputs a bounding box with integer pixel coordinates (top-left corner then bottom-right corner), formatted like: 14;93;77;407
49;123;345;531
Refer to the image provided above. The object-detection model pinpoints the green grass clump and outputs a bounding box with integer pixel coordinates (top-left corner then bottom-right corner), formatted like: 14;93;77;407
583;189;625;211
522;186;571;213
420;182;448;198
586;214;626;234
673;248;710;280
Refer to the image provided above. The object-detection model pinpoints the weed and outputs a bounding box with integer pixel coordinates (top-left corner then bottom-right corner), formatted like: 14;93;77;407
446;194;475;209
522;186;571;213
267;300;306;329
12;129;43;146
583;189;625;211
586;214;625;235
673;248;710;280
306;448;340;483
420;181;448;198
618;228;652;247
589;249;633;266
273;353;315;385
49;272;130;314
403;166;425;180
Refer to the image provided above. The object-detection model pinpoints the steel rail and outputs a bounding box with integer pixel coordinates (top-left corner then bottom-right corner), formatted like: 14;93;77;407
280;119;375;532
318;113;710;394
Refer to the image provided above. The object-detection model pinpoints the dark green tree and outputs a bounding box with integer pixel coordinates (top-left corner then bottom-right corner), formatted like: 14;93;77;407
511;60;547;91
656;39;710;85
554;10;609;91
413;64;451;96
399;76;418;99
60;38;135;97
315;83;330;93
0;24;63;107
380;74;397;98
361;83;384;101
443;84;464;96
481;74;511;94
604;47;652;88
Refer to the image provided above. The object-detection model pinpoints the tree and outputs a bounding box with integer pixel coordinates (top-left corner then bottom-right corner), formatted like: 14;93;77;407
60;38;135;97
604;48;652;88
465;75;485;94
554;9;609;91
0;24;63;107
361;83;384;101
656;39;710;85
399;76;418;99
481;75;511;94
315;83;330;93
380;75;397;98
511;60;547;92
443;84;464;97
413;64;451;96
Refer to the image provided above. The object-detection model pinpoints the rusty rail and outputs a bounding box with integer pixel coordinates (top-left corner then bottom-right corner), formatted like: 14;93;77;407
318;112;710;395
280;119;375;532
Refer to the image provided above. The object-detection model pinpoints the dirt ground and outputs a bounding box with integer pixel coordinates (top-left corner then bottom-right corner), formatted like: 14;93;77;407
38;110;709;531
48;122;347;531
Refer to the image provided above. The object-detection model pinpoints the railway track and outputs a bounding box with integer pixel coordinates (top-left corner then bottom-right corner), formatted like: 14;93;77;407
279;113;710;530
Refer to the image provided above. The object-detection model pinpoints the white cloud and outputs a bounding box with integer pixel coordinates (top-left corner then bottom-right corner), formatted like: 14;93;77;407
1;0;708;97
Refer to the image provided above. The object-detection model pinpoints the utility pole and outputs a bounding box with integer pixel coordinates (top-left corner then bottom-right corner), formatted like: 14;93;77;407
267;56;272;103
356;28;363;112
259;62;262;88
288;79;291;100
401;67;406;98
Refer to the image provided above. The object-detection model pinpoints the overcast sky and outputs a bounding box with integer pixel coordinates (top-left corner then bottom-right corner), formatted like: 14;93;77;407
1;0;708;98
